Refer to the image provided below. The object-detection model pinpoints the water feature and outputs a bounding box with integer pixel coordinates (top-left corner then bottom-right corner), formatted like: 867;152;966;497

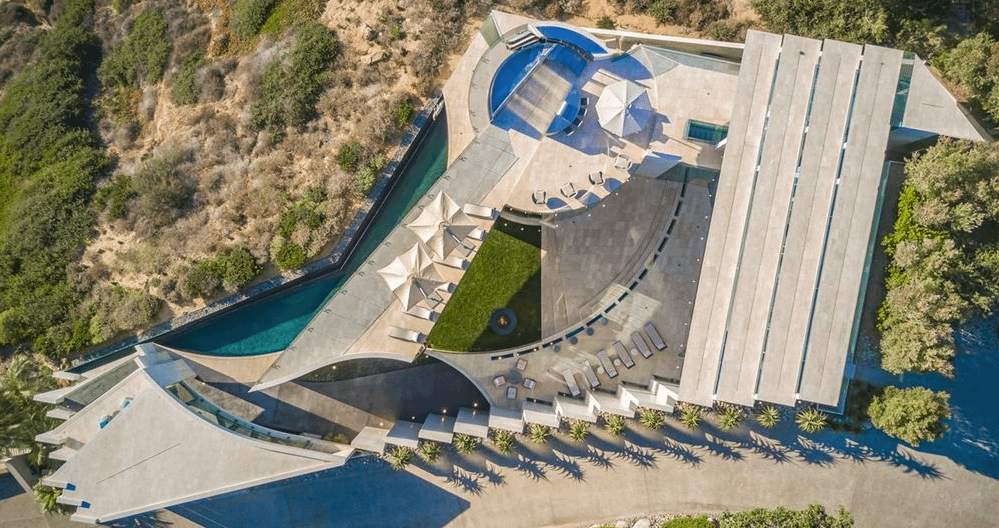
161;116;449;356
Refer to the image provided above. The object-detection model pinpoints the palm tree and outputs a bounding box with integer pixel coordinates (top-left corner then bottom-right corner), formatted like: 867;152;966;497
453;433;480;455
33;482;69;514
639;408;665;430
529;424;550;444
756;405;780;429
387;446;413;470
603;414;626;436
569;421;589;443
493;430;515;454
718;406;743;430
417;441;441;462
680;405;702;429
0;356;56;458
796;407;827;433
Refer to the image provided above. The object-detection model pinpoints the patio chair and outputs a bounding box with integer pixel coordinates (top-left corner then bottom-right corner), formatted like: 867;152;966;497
644;322;666;350
561;369;581;397
560;182;576;198
463;203;498;219
596;350;618;378
615;155;632;171
506;386;518;400
631;331;653;358
588;171;604;185
612;341;635;368
532;190;547;205
516;358;528;371
523;378;536;390
493;375;506;387
387;326;425;344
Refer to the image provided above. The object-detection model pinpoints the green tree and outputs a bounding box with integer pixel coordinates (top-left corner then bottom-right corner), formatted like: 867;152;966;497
529;424;551;444
719;504;853;528
603;414;626;436
569;421;589;443
639;408;665;430
493;429;515;454
752;0;890;44
868;386;950;446
0;356;56;457
756;405;780;429
933;33;999;121
796;407;827;433
453;433;479;455
33;482;70;514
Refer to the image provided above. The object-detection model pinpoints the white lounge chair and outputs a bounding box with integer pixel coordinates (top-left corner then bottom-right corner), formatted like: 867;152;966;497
407;306;437;321
644;322;666;350
596;350;618;378
613;341;634;368
463;203;497;219
388;326;425;344
441;255;468;269
631;331;653;358
561;369;581;397
469;228;487;241
579;361;600;389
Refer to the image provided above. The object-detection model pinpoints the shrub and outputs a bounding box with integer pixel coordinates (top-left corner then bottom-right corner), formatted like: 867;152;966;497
868;386;950;447
355;164;377;195
796;407;827;433
95;175;135;220
756;405;780;429
660;515;714;528
336;140;364;172
395;97;414;128
596;16;615;30
719;504;853;527
680;406;701;429
529;424;551;444
171;54;205;106
418;441;442;462
272;239;308;269
387;446;412;469
718;406;743;430
648;0;677;25
232;0;278;39
33;482;69;514
604;414;626;436
493;430;515;454
639;408;665;430
453;433;479;455
250;22;338;132
132;151;192;229
98;11;171;88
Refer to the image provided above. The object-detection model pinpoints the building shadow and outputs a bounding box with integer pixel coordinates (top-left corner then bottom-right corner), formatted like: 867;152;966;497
168;458;469;528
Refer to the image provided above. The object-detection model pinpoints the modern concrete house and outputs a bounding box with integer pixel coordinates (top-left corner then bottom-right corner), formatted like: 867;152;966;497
32;12;988;523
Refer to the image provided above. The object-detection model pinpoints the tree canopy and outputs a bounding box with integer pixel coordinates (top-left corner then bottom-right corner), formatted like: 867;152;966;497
869;386;950;446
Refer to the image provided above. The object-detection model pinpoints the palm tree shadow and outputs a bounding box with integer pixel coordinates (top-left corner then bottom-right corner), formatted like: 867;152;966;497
514;453;548;481
445;466;483;495
582;445;615;469
103;513;173;528
616;441;658;468
700;433;744;462
789;435;835;467
661;437;703;467
744;431;791;464
548;450;586;482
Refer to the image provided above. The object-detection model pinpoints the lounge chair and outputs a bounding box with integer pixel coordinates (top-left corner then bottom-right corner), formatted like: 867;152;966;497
388;326;425;344
532;190;547;205
631;331;653;358
463;203;498;219
644;322;666;350
469;228;487;241
579;361;600;389
561;369;581;397
407;306;437;321
596;350;618;378
588;171;604;185
440;255;468;269
560;182;576;198
612;341;635;368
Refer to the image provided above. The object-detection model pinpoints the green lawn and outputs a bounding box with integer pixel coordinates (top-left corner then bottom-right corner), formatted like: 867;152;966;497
426;220;541;352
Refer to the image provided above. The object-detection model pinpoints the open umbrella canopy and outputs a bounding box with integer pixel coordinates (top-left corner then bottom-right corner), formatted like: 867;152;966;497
595;79;654;137
377;243;447;310
407;192;477;258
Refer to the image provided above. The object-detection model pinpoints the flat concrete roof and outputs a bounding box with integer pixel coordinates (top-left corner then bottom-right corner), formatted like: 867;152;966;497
680;30;981;408
454;407;490;438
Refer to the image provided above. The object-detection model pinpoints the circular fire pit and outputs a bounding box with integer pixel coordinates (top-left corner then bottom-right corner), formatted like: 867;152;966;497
489;308;518;336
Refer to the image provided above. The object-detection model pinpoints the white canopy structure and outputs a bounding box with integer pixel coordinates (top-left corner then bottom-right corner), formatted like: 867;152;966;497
377;243;447;310
595;79;654;137
407;191;477;258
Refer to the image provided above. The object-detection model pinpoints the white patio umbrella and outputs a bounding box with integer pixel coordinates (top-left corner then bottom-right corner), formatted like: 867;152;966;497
377;243;447;310
407;191;477;258
595;79;654;137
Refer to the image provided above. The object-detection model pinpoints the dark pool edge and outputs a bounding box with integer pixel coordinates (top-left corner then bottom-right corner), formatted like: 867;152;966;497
66;92;447;375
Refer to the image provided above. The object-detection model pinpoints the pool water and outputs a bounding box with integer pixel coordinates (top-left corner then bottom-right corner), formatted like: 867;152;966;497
161;117;449;356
